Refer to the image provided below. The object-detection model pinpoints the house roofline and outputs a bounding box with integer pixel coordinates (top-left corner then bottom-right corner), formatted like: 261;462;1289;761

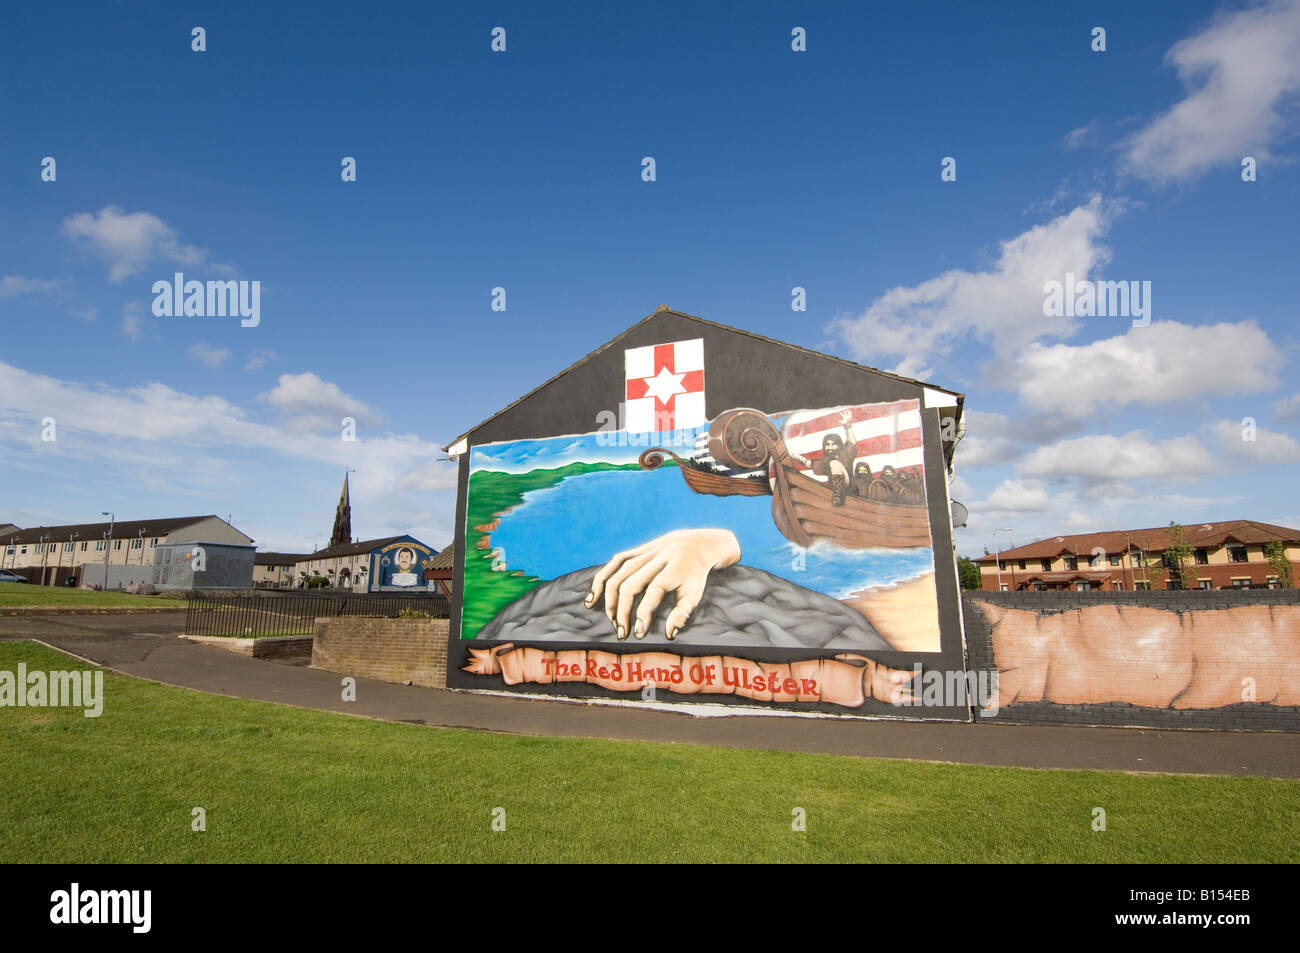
443;306;965;451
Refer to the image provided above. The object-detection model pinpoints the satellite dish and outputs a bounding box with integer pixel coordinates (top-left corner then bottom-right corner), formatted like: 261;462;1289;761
950;500;969;529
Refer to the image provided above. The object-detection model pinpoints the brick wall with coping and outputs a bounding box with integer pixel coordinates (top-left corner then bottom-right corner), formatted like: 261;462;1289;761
311;617;449;689
962;590;1300;730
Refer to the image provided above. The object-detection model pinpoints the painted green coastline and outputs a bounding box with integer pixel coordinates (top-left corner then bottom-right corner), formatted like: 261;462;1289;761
461;460;663;637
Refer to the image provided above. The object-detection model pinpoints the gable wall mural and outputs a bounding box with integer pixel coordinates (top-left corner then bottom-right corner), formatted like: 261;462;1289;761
446;314;968;719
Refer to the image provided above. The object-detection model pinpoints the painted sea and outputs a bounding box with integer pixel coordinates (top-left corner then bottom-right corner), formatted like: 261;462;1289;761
489;466;935;599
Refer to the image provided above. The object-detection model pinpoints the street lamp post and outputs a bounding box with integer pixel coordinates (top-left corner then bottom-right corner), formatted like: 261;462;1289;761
39;534;50;586
137;528;147;566
992;527;1013;591
101;512;114;590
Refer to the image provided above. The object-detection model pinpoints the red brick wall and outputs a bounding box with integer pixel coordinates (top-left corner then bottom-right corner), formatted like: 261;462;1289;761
311;618;449;689
962;591;1300;729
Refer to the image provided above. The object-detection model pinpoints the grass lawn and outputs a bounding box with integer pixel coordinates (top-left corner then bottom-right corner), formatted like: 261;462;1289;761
0;641;1295;863
0;583;181;609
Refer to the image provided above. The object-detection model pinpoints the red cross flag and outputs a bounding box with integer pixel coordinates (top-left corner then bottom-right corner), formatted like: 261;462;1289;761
624;338;705;433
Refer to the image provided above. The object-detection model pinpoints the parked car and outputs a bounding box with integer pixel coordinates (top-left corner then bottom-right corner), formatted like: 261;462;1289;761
0;569;29;583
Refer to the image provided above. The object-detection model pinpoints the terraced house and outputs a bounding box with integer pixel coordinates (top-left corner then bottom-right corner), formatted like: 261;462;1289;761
975;520;1300;591
1;515;254;587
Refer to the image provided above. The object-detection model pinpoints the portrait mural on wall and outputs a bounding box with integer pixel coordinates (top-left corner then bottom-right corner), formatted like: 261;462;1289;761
459;337;950;712
376;540;433;589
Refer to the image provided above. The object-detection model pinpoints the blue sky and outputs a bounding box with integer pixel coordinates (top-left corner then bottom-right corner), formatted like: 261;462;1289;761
2;0;1298;554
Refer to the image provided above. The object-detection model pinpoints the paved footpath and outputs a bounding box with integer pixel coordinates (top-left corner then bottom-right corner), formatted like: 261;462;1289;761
2;614;1297;778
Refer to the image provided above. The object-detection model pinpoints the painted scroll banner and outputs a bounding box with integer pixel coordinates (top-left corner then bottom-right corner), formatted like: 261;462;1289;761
463;643;919;708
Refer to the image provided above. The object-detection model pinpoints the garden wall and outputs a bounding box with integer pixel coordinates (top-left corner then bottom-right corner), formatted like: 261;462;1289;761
312;617;449;689
962;590;1300;730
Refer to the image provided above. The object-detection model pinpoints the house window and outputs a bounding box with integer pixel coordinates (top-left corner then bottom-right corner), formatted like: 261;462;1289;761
1108;554;1121;566
1038;559;1050;571
150;538;158;547
20;546;28;555
1131;551;1146;567
1231;578;1251;588
1199;580;1212;590
34;544;43;555
1194;548;1208;565
113;540;122;551
130;538;143;550
1114;581;1124;590
998;559;1007;571
96;540;106;552
1134;581;1150;590
1063;556;1078;571
4;547;13;556
1268;578;1281;590
1016;559;1025;570
79;541;87;551
63;542;74;553
1034;583;1048;591
1228;545;1248;563
1167;580;1181;590
1075;581;1089;591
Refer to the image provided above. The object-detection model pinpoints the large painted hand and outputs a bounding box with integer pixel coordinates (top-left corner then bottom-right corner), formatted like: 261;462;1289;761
585;529;741;641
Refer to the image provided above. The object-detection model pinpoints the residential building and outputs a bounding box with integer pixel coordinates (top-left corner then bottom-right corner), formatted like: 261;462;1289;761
2;515;254;586
975;520;1300;591
253;552;309;589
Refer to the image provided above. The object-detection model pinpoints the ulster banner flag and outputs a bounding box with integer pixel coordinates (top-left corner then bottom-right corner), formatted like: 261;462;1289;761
624;338;705;433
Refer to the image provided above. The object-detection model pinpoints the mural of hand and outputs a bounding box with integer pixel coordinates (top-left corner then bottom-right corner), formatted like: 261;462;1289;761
585;529;741;641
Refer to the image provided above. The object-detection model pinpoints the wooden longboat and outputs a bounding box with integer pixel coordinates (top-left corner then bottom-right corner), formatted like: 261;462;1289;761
637;447;771;496
639;407;932;550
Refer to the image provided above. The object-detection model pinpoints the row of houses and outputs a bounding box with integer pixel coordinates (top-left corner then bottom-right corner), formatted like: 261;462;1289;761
974;520;1300;591
253;538;453;595
1;515;254;588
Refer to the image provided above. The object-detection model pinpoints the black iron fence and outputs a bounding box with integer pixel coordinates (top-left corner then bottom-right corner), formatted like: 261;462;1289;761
184;591;450;638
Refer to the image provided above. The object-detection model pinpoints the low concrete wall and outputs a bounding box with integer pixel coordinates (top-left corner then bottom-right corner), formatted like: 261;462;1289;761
181;634;314;660
963;590;1300;730
311;618;448;688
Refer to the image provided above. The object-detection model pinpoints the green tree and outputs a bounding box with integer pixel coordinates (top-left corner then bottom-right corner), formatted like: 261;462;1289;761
958;556;983;590
1161;522;1198;590
1264;539;1293;587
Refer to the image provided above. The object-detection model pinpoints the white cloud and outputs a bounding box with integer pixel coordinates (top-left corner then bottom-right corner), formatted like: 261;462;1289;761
258;372;382;434
1274;393;1300;423
60;205;231;284
1012;320;1283;416
1062;121;1100;150
982;479;1054;513
187;342;232;368
1020;431;1217;481
121;301;143;343
829;197;1116;378
1208;418;1300;463
0;359;456;548
1122;0;1300;184
245;349;277;371
0;275;63;297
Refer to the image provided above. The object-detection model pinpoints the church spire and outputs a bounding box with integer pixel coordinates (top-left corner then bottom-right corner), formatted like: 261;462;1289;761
329;472;352;548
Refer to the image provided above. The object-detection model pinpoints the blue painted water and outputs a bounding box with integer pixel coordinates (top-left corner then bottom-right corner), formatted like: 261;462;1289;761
489;467;934;597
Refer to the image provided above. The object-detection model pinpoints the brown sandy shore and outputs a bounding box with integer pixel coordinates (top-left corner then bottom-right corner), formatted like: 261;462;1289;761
847;572;940;652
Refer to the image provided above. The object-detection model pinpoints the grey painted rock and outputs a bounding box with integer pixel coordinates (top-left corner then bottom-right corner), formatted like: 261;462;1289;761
478;563;890;650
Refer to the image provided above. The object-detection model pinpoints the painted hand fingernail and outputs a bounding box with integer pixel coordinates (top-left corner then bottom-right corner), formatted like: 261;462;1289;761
584;592;596;607
633;619;645;639
664;626;676;641
616;624;626;640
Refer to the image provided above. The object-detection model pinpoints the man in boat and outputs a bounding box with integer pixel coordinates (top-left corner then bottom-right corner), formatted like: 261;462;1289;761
794;409;858;507
849;461;874;499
